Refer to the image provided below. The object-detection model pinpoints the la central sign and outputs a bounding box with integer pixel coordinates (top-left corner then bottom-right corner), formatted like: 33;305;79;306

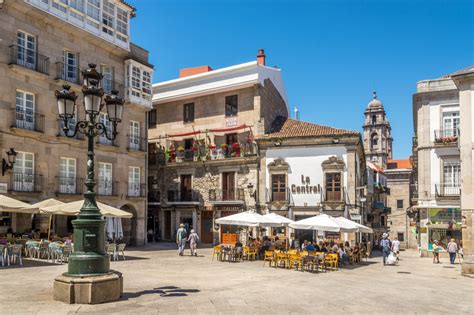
291;175;321;194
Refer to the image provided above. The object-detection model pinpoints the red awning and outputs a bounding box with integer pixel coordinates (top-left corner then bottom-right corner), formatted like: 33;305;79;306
209;124;249;133
167;130;202;138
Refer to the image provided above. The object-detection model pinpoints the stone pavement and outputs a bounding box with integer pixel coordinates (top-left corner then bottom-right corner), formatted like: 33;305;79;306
0;244;473;314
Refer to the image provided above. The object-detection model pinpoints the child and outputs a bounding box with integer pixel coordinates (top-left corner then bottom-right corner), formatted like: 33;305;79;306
432;240;443;264
457;242;464;264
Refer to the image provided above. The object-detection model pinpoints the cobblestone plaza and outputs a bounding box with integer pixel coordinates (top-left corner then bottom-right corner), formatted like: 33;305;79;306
0;245;472;314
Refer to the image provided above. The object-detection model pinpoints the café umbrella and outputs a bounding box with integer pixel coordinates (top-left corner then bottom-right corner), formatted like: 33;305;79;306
39;200;133;218
263;213;294;226
0;195;34;213
289;214;358;232
333;216;373;233
215;210;280;227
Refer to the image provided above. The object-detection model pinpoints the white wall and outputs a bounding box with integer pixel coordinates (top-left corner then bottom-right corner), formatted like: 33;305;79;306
266;146;348;207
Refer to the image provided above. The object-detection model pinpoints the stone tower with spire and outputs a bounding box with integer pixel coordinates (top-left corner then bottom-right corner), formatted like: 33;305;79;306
363;91;393;169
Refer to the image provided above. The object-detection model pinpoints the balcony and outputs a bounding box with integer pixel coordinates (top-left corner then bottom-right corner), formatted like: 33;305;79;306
10;173;43;193
209;188;245;204
167;189;200;203
97;181;119;196
167;143;256;163
9;45;50;75
56;177;84;195
266;187;293;204
12;109;45;133
102;79;124;97
55;61;81;85
127;135;146;152
435;184;461;198
434;129;459;145
127;183;146;197
98;134;116;146
125;87;152;109
323;187;345;203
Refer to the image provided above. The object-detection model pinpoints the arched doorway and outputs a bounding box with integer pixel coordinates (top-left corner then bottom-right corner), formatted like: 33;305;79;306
120;204;137;246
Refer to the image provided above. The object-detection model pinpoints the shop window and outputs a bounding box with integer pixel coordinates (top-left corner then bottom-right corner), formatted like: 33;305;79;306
397;232;404;242
225;95;238;117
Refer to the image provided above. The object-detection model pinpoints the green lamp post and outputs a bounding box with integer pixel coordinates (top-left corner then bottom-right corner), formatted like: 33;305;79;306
55;63;124;276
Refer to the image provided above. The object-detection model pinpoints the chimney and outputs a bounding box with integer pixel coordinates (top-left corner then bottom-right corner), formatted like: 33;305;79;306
294;106;299;120
179;65;213;78
257;49;266;66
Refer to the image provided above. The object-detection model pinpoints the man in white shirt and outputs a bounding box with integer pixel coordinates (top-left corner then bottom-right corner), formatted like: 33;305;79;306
391;237;401;261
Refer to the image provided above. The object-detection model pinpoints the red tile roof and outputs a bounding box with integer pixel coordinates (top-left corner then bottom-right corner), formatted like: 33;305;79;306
261;116;359;139
387;159;412;170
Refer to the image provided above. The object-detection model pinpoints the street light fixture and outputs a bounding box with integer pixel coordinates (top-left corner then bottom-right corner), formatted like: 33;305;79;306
54;63;124;278
2;148;17;176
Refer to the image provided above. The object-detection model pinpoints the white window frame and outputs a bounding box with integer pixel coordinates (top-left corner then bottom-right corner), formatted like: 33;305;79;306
442;111;460;137
128;166;140;196
59;157;77;194
98;112;112;145
98;162;113;195
101;65;113;94
16;30;36;69
129;121;140;150
13;152;35;192
15;90;35;130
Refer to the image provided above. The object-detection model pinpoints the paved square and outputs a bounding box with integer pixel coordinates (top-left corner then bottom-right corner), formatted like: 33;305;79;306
0;244;472;314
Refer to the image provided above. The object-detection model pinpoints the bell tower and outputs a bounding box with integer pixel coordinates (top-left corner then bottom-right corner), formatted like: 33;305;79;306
363;91;392;168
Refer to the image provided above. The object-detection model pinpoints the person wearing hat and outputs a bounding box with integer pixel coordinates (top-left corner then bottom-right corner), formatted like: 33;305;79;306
176;223;187;256
432;240;443;264
187;229;200;256
380;232;392;266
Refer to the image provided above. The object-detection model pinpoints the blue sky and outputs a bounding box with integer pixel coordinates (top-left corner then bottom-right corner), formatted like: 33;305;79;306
130;0;473;159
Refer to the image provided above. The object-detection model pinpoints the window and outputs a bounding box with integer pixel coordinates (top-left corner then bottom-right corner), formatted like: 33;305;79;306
222;172;235;200
226;133;238;145
142;70;151;95
16;90;35;130
148;109;157;127
16;31;36;69
13;152;34;192
116;7;128;42
442;111;460;137
98;162;113;195
371;133;378;149
131;66;141;98
397;199;404;209
183;103;194;123
180;174;192;201
63;51;78;83
86;0;100;29
225;95;238;117
371;114;377;124
128;166;140;196
98;112;112;145
52;0;68;13
101;65;113;93
397;232;404;242
129;121;140;150
69;0;85;20
102;0;115;36
443;161;461;193
325;172;342;201
59;158;76;194
271;174;287;201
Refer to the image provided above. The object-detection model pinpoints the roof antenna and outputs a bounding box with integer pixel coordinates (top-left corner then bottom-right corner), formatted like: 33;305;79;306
294;106;299;120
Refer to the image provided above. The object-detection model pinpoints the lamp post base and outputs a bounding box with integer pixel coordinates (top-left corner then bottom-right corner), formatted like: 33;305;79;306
53;270;123;304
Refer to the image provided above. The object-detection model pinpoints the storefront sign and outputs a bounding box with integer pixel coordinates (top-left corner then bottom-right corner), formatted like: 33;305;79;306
291;175;321;194
225;117;237;127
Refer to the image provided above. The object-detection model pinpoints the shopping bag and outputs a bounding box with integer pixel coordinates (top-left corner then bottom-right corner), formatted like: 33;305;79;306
386;252;397;265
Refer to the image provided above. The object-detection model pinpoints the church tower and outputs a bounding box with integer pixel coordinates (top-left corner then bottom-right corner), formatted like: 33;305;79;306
363;91;393;168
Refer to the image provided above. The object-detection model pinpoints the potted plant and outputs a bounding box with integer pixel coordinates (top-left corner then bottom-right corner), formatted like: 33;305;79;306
208;145;217;160
176;145;185;162
220;143;228;158
192;146;199;161
231;143;241;157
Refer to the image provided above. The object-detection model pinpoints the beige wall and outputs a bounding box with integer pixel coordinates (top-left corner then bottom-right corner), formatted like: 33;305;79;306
0;2;149;245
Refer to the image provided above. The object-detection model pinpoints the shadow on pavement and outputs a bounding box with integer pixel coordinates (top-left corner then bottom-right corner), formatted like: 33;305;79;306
121;286;200;300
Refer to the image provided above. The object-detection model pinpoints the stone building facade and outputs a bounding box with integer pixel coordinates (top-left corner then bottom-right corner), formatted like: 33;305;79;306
0;0;153;245
148;50;288;243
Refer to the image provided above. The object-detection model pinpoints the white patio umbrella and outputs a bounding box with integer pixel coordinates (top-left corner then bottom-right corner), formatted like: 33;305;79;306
39;200;133;218
289;214;358;232
0;195;35;213
23;198;65;240
215;210;279;227
106;217;124;240
333;216;373;234
263;213;294;226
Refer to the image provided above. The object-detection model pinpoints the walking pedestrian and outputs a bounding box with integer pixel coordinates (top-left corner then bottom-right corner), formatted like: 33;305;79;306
187;229;200;256
457;241;464;264
432;240;442;264
447;238;458;264
391;237;401;261
176;223;187;256
380;233;391;266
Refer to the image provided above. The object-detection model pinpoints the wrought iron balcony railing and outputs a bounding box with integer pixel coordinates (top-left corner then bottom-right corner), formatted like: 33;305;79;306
97;180;119;196
127;135;146;151
10;173;43;193
9;45;50;75
55;61;81;85
12;108;45;133
434;128;459;144
209;188;245;202
167;189;200;202
127;183;146;197
56;177;84;195
435;183;461;197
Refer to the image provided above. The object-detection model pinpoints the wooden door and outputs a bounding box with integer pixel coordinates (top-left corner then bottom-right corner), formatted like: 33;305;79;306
200;211;213;243
222;172;235;200
271;174;286;201
164;211;171;240
180;175;192;201
326;173;341;201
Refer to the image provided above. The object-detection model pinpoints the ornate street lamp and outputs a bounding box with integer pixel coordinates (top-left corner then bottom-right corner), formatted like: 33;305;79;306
55;63;124;277
2;148;17;176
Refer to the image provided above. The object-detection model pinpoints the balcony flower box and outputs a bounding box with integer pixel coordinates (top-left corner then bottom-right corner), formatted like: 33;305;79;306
208;145;218;160
435;136;458;144
231;143;241;158
219;144;228;159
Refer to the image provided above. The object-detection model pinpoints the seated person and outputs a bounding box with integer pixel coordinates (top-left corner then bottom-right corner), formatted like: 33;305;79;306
274;236;283;249
338;244;349;265
301;240;308;251
331;242;339;253
306;242;316;252
254;237;261;247
344;241;352;254
235;241;243;248
314;242;321;252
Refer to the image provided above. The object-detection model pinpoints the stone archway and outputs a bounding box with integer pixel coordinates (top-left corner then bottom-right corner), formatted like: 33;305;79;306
120;204;137;246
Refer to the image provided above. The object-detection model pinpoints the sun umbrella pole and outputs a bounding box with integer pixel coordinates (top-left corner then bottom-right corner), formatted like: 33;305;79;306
48;214;52;240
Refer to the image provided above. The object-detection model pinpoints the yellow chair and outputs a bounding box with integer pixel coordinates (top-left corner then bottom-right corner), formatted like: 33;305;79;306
324;253;339;271
288;253;303;271
263;250;275;267
243;246;257;261
212;245;222;261
275;252;289;268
